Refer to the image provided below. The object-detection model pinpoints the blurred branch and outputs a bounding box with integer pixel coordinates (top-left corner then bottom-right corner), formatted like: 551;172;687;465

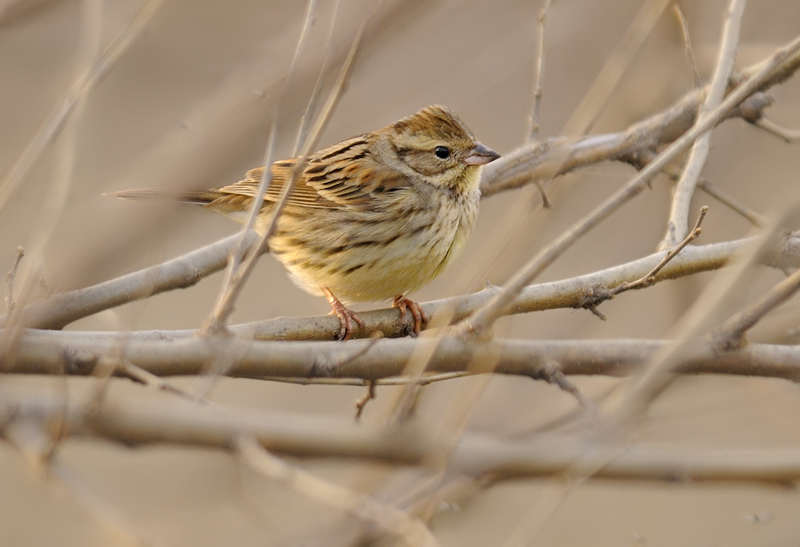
526;0;551;142
673;3;701;87
5;381;800;484
0;0;164;211
236;436;439;547
561;0;672;136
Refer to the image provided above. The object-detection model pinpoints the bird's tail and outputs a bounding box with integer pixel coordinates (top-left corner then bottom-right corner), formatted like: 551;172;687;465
105;188;221;205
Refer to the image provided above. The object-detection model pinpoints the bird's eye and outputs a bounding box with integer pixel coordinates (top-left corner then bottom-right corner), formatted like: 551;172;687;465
434;146;450;159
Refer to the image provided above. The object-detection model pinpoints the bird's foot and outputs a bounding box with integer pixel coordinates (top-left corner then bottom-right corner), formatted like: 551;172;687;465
323;287;364;341
392;295;428;336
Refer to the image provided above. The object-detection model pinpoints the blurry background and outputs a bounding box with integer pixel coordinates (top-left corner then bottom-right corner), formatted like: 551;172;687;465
2;0;800;545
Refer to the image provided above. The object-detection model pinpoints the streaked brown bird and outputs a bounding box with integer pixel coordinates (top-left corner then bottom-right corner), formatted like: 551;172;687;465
112;105;500;339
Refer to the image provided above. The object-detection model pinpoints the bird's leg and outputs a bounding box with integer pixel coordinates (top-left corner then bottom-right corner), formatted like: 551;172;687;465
323;287;364;341
392;295;428;336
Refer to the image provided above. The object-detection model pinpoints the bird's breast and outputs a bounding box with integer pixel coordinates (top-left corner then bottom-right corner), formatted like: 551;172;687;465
268;186;480;303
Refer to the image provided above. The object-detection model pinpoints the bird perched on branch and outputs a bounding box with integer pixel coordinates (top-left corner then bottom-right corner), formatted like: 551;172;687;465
112;105;500;340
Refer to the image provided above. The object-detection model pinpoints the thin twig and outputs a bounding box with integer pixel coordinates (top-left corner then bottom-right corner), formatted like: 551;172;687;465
294;0;341;156
0;0;163;211
204;0;319;331
713;266;800;350
203;114;278;331
673;3;701;87
754;117;800;143
611;206;708;296
4;246;24;314
696;178;766;226
562;0;672;136
660;0;747;250
200;9;373;336
261;372;472;387
236;436;440;547
527;0;551;142
535;360;595;410
354;380;376;420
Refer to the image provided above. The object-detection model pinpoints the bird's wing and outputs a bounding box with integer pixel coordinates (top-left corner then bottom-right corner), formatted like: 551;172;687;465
214;136;409;210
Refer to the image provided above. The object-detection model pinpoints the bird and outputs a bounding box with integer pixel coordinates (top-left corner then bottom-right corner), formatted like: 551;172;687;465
111;105;500;340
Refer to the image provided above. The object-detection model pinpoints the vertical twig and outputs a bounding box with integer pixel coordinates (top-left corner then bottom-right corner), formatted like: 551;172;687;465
4;247;24;314
294;0;341;156
202;7;375;335
561;0;672;136
527;0;552;142
660;0;748;250
673;3;701;87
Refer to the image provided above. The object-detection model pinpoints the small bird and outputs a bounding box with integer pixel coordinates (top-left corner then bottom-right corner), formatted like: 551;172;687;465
112;105;500;340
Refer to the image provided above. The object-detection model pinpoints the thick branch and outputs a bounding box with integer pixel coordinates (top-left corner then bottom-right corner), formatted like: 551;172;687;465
7;330;800;385
4;381;800;483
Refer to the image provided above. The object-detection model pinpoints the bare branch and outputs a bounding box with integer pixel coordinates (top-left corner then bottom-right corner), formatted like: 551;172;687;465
660;0;747;250
673;3;701;87
236;436;439;546
4;246;24;314
8;233;787;341
0;0;164;210
6;382;800;484
713;266;800;350
460;33;800;339
8;328;800;385
527;0;551;142
609;206;708;297
754;117;800;142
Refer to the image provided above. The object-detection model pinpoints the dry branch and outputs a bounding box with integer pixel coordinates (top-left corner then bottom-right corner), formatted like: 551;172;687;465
4;380;800;484
7;329;800;385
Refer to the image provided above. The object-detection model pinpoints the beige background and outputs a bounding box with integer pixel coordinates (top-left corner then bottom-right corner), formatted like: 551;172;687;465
2;0;800;545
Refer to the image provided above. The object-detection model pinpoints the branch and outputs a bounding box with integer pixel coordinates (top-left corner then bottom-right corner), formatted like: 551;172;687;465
11;231;800;340
479;45;800;198
8;329;800;385
236;436;439;546
713;265;800;350
0;0;164;210
459;34;800;338
660;0;747;249
5;381;800;484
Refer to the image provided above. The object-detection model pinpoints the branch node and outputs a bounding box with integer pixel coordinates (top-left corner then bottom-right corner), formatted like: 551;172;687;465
533;360;595;409
5;246;24;314
584;304;608;321
354;380;376;421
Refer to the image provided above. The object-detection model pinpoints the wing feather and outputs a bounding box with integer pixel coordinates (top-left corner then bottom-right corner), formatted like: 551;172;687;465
210;135;410;210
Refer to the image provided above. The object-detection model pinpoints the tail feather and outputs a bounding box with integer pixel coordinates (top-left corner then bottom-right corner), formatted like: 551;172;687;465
106;188;221;205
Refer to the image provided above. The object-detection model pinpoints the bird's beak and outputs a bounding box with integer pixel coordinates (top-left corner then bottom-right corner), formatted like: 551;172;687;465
463;143;501;166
